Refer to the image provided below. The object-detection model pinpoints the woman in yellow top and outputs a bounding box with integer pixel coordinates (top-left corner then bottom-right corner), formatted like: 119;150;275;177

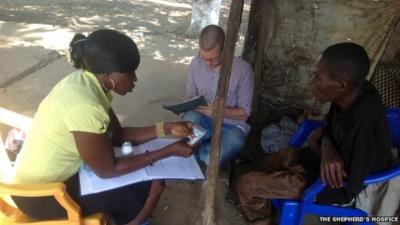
12;29;194;225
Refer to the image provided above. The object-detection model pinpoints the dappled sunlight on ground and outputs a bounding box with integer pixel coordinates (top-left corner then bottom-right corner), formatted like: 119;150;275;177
0;0;250;64
0;21;73;51
140;0;192;9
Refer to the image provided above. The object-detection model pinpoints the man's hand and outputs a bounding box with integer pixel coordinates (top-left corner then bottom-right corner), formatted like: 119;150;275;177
196;103;214;117
320;136;347;188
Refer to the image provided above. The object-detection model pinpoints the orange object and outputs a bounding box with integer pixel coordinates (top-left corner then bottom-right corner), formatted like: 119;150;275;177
0;107;107;225
0;182;106;225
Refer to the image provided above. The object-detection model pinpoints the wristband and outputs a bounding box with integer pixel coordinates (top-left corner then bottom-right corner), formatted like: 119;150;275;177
156;122;165;138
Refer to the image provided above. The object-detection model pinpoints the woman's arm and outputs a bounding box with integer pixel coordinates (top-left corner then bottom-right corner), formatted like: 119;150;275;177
73;131;193;178
108;108;192;146
108;109;158;145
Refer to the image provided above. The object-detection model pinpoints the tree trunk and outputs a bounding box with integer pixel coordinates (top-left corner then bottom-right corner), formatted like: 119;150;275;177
186;0;223;38
249;0;270;123
198;0;244;225
241;0;267;65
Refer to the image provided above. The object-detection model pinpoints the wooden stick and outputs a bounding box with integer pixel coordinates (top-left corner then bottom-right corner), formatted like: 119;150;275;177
200;0;244;224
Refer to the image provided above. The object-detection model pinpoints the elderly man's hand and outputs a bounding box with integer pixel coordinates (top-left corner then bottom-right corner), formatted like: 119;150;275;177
195;103;214;117
320;137;347;188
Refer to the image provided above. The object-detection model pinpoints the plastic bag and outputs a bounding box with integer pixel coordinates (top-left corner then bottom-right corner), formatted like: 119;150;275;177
4;128;26;153
260;116;298;154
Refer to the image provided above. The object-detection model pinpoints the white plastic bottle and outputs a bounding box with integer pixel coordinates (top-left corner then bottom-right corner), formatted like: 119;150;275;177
121;141;133;156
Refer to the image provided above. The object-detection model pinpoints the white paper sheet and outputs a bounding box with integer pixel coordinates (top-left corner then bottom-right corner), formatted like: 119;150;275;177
79;138;205;196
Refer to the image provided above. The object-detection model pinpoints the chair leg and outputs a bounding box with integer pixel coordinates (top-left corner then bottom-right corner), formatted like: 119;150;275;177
279;201;301;225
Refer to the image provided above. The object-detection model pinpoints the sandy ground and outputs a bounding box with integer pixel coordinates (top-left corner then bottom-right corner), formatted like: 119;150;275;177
0;1;251;225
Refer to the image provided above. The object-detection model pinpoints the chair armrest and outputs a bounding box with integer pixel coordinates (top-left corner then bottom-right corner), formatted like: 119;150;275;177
302;179;325;203
0;182;82;224
386;108;400;149
364;165;400;185
301;165;400;205
288;119;323;147
0;182;66;197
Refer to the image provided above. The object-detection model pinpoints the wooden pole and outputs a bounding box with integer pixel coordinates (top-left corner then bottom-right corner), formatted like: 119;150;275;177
250;0;270;123
200;0;244;224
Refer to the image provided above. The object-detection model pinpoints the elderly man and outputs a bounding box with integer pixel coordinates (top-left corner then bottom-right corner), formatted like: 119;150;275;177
182;24;254;166
235;42;394;224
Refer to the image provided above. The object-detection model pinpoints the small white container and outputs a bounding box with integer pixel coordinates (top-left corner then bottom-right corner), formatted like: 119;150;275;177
121;141;133;156
187;124;206;146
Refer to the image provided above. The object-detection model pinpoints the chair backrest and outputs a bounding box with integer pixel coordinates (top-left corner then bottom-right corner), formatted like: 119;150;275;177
288;119;323;147
386;108;400;149
0;107;106;225
0;179;106;225
289;108;400;149
0;182;82;225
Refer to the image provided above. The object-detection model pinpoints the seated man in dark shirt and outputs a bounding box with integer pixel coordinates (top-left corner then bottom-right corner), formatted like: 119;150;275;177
234;42;393;223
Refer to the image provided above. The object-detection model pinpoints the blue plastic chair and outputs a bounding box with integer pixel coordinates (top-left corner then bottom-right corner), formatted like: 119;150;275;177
288;119;324;147
140;220;150;225
270;119;324;225
272;108;400;225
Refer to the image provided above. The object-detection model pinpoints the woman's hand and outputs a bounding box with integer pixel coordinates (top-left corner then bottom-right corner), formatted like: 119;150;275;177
165;121;193;138
164;139;194;158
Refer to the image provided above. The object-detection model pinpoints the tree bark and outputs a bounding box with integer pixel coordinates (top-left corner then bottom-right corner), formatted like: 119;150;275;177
186;0;223;38
249;0;270;123
199;0;244;225
241;0;265;65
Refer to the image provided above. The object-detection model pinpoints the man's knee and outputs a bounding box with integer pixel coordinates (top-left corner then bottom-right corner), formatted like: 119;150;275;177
223;127;246;150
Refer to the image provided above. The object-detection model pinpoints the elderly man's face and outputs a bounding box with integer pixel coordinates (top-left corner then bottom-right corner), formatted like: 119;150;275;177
311;59;344;104
199;47;221;69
